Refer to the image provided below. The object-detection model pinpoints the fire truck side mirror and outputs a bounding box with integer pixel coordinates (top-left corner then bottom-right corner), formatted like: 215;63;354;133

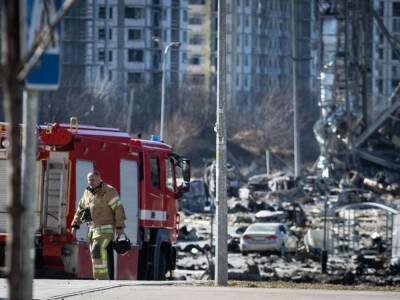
181;158;191;183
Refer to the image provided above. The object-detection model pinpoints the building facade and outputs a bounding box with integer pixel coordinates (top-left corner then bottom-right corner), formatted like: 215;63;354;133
372;0;400;117
185;0;212;90
209;0;316;111
87;0;188;92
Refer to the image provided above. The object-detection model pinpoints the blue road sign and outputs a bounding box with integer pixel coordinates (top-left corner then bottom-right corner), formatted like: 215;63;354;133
24;0;63;90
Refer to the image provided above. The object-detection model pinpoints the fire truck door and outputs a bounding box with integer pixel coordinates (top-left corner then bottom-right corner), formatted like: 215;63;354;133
75;160;94;241
164;157;177;229
119;159;139;245
116;159;139;280
145;153;164;217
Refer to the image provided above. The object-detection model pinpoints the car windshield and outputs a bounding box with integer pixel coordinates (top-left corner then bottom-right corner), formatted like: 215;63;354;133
246;224;277;233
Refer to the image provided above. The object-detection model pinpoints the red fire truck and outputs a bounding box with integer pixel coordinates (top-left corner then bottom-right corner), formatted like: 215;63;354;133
0;120;190;280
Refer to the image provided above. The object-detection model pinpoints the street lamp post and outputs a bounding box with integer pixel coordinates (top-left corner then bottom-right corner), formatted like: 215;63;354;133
160;41;181;142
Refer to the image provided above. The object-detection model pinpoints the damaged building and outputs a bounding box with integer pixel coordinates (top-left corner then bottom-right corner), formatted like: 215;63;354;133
173;0;400;286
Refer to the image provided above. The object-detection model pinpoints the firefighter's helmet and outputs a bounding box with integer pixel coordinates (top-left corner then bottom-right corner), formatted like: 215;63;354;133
112;236;131;255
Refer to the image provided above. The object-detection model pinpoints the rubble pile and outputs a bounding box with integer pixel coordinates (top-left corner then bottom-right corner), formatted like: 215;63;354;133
175;170;400;286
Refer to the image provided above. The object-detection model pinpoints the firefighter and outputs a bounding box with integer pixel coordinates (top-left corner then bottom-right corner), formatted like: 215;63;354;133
71;170;126;280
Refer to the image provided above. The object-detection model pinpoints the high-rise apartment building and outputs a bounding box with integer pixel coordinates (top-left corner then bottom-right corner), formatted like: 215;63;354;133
88;0;188;92
372;0;400;117
209;0;316;111
185;0;212;90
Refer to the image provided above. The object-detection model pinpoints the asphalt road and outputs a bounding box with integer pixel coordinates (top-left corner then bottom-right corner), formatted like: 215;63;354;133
1;280;400;300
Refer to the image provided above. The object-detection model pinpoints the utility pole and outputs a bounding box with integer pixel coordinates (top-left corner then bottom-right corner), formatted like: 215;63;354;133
92;0;98;81
20;90;38;299
127;88;134;134
215;0;227;286
291;0;300;177
104;0;110;80
160;41;181;142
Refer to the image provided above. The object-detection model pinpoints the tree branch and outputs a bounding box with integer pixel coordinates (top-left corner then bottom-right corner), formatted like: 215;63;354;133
17;0;78;81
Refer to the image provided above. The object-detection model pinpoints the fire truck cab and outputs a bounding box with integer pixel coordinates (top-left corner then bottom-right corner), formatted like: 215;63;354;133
0;121;190;280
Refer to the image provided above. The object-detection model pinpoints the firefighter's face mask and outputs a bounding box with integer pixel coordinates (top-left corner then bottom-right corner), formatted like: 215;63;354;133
87;174;101;189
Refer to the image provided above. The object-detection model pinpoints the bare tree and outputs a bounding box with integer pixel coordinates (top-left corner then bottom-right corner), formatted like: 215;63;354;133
228;88;294;155
0;1;78;299
39;76;120;126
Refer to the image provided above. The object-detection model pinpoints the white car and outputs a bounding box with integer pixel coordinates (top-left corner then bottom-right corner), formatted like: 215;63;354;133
239;222;297;254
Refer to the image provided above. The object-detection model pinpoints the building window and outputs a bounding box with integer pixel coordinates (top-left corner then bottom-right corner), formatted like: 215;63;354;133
98;28;105;40
393;49;400;60
165;158;175;192
189;34;204;45
244;75;249;88
183;10;188;22
394;3;400;17
99;6;113;19
183;31;187;42
98;28;112;41
377;79;383;93
378;48;384;59
189;55;201;65
191;74;205;85
189;15;203;25
109;50;113;62
99;6;105;18
393;19;400;32
163;8;168;20
128;72;142;84
128;49;144;62
189;0;205;4
392;80;400;89
171;29;179;41
128;29;142;40
393;66;399;77
150;157;160;189
182;52;187;63
125;7;143;19
98;49;104;61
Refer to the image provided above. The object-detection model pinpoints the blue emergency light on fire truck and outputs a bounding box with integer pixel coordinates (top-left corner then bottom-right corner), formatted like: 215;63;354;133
0;120;190;280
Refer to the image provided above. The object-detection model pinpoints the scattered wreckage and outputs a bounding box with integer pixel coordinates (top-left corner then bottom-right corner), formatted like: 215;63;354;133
174;170;400;286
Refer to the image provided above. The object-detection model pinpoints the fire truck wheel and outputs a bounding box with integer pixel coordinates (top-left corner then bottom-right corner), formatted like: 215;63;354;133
156;252;167;280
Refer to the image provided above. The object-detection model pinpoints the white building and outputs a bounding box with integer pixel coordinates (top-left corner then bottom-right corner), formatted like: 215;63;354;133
185;0;212;89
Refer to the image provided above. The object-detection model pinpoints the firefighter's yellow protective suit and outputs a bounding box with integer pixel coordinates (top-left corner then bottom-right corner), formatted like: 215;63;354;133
71;182;126;279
